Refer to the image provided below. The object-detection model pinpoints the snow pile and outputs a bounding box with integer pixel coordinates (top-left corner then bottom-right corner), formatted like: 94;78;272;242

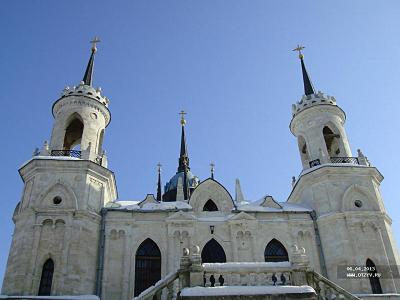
180;285;316;297
237;202;311;212
0;295;99;300
202;261;291;272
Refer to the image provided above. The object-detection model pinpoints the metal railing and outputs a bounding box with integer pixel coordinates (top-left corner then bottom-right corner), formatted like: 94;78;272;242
330;157;359;164
51;150;81;158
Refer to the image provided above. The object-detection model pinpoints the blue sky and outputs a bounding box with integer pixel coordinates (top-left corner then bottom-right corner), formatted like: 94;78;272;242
1;0;400;286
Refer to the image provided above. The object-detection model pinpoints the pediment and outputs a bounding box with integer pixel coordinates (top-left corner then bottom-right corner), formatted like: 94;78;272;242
166;210;196;221
229;211;257;221
260;195;282;209
138;194;158;208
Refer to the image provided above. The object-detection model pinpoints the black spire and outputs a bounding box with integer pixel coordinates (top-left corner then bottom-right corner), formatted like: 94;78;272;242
83;37;100;86
178;111;190;173
293;45;315;96
156;163;162;201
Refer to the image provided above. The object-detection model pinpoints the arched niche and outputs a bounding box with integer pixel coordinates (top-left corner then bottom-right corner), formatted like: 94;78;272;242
203;199;218;212
63;113;84;150
366;259;383;294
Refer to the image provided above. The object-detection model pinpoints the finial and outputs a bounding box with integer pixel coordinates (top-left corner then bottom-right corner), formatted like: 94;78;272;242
179;110;187;126
293;44;305;59
157;162;162;173
210;162;215;179
90;36;101;53
156;162;162;202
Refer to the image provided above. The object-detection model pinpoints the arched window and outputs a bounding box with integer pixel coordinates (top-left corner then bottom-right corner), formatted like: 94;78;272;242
134;239;161;297
298;136;310;166
203;199;218;211
63;114;84;150
323;126;340;157
97;129;104;154
201;239;226;263
38;258;54;296
366;259;382;294
264;239;289;262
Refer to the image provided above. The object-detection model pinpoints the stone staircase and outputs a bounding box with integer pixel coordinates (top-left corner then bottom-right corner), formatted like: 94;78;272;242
133;246;362;300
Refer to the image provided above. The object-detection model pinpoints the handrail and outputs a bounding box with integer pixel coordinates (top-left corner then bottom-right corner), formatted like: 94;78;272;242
133;271;179;300
307;270;361;300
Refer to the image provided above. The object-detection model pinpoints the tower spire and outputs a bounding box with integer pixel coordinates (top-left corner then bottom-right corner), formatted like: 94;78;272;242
156;163;162;201
83;37;100;86
293;45;315;96
178;110;190;173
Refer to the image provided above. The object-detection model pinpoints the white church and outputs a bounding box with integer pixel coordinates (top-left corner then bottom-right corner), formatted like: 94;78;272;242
1;41;400;300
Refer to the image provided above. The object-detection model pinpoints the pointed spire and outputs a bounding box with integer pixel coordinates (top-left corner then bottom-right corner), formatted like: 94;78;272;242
293;45;315;96
235;179;245;204
178;110;190;173
83;37;100;86
156;163;162;201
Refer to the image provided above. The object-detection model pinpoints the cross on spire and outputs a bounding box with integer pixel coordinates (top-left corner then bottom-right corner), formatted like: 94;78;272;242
90;37;101;52
179;110;187;126
293;44;305;59
156;162;162;201
210;162;215;179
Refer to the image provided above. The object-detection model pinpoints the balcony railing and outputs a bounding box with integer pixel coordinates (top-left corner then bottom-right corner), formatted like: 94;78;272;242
309;157;360;168
330;157;359;164
51;149;81;158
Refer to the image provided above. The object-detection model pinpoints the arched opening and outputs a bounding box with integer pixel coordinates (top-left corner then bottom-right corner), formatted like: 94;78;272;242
298;136;310;166
366;259;382;294
63;114;84;150
203;199;218;211
134;239;161;297
97;129;104;154
38;258;54;296
264;239;289;262
323;126;341;157
201;239;227;263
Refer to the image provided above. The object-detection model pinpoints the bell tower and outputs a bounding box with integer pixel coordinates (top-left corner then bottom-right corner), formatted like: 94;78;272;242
290;45;352;169
2;39;117;297
288;46;400;294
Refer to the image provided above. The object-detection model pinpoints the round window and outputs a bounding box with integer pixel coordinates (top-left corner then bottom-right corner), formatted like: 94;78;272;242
53;196;62;205
354;200;363;208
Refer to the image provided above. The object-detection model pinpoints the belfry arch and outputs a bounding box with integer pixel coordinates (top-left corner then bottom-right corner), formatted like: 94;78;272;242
322;125;341;157
63;113;84;150
298;135;310;167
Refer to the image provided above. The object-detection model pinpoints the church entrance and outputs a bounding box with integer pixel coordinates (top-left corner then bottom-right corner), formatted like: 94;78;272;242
201;239;227;263
134;239;161;297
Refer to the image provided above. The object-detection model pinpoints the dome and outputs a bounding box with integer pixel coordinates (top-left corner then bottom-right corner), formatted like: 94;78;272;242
164;170;199;193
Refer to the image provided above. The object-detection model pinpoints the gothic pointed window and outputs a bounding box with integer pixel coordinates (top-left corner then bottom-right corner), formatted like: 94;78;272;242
203;199;218;212
134;239;161;297
38;258;54;296
366;259;383;294
201;238;226;263
63;114;84;150
264;239;289;262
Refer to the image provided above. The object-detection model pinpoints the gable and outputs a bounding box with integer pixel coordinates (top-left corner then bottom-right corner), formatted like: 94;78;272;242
260;196;282;209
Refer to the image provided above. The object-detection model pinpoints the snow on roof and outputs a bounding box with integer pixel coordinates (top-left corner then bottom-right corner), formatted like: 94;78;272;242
237;201;311;212
180;285;316;297
0;295;99;300
202;261;291;272
109;200;192;211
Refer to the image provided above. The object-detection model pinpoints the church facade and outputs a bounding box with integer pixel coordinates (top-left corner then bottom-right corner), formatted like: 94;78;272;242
2;43;400;300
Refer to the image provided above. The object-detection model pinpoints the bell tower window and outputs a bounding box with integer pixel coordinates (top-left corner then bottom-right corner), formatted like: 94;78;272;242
323;126;340;157
63;114;84;150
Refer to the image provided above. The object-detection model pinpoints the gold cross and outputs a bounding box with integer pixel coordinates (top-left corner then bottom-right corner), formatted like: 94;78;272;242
157;163;162;173
179;110;187;126
292;44;305;59
90;37;101;52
